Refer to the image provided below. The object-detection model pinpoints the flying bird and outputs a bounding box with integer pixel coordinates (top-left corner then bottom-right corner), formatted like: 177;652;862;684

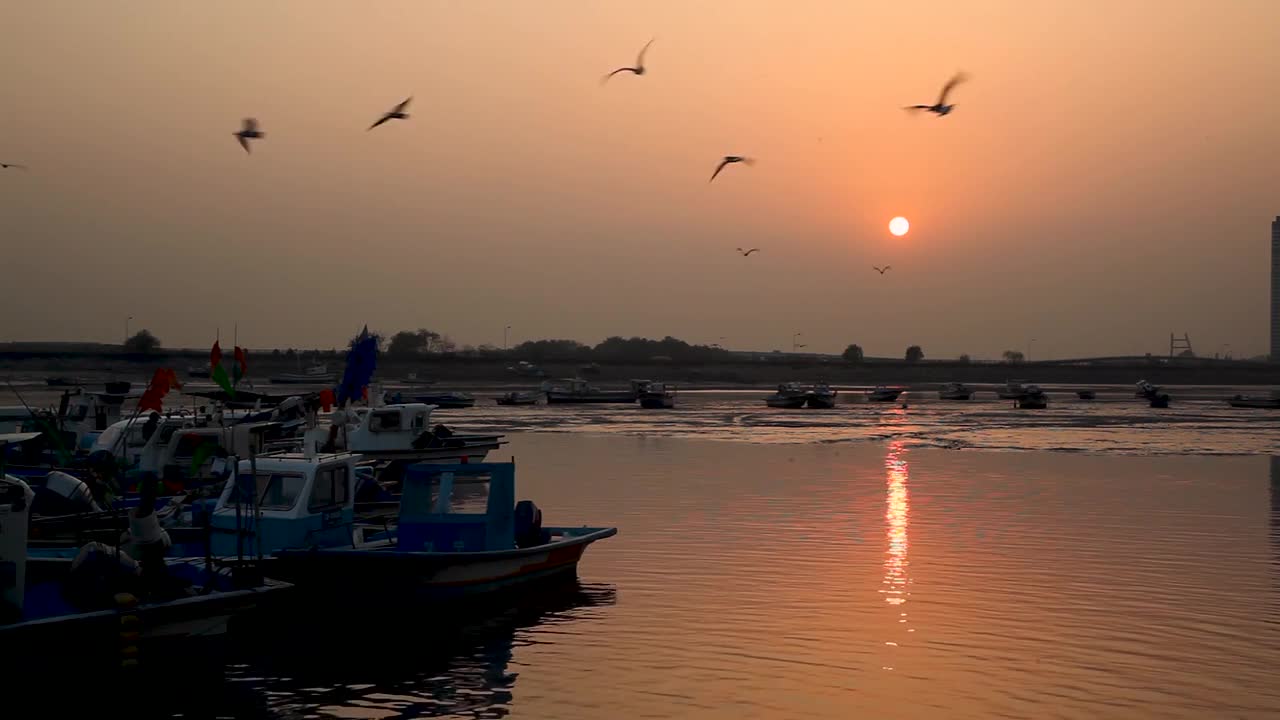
0;163;27;170
873;266;891;274
233;118;264;153
369;97;412;130
602;39;654;83
737;247;760;256
710;156;754;183
904;72;969;116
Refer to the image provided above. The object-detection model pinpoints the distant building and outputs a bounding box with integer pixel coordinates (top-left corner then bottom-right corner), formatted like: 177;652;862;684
1273;217;1280;360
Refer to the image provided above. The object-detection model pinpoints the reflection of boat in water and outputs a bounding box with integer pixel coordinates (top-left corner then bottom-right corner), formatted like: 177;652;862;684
234;578;617;717
937;382;973;400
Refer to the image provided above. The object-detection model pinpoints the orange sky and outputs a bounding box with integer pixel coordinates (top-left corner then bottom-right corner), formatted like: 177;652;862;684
3;1;1279;357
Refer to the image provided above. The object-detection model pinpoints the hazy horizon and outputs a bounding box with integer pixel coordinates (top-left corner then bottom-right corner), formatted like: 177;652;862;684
4;1;1279;359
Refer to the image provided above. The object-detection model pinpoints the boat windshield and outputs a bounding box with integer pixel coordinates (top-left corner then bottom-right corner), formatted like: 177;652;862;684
233;471;306;511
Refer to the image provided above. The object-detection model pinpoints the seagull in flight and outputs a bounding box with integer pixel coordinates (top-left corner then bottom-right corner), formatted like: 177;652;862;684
710;156;753;183
904;72;969;116
873;266;891;274
369;97;412;131
233;118;264;153
737;247;760;257
0;162;27;170
602;39;654;83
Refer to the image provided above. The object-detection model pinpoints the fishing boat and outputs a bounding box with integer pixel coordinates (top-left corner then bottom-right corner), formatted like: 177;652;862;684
2;475;289;676
1227;392;1280;409
997;379;1029;400
543;378;639;404
270;364;334;385
408;392;476;409
44;377;82;388
938;382;974;400
1135;380;1171;407
639;382;677;409
266;461;616;599
496;391;541;406
865;386;904;403
187;366;211;379
764;383;809;409
327;403;504;462
806;383;838;409
1016;385;1048;409
1076;390;1097;400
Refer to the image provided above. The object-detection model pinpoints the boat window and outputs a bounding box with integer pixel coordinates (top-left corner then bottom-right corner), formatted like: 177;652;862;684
309;464;350;511
411;411;427;432
242;472;305;511
126;428;149;448
370;410;401;432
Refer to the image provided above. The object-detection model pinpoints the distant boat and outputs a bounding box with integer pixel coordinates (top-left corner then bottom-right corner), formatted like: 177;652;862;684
543;378;638;404
1135;380;1170;407
44;377;82;388
996;379;1029;400
1016;385;1048;409
270;364;334;385
639;382;677;409
865;386;904;403
103;380;131;396
1227;392;1280;409
1150;394;1171;408
187;366;211;379
496;391;540;406
764;383;810;409
1076;390;1096;400
400;373;435;386
806;383;838;409
938;382;974;400
410;392;476;409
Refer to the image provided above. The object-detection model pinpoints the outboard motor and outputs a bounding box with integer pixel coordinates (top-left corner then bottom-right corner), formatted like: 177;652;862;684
33;470;104;516
514;500;547;548
64;541;141;611
0;475;34;622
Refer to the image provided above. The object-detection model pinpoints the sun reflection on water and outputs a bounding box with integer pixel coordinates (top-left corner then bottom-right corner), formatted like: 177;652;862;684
881;441;912;666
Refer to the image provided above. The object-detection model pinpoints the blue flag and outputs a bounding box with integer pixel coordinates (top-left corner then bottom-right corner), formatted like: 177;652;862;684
337;326;378;406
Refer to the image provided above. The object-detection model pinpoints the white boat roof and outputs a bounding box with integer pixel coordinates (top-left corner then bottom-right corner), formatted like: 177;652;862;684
245;452;356;468
0;432;41;444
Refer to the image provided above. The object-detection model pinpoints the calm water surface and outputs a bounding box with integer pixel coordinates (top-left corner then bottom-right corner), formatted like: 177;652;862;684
227;433;1280;719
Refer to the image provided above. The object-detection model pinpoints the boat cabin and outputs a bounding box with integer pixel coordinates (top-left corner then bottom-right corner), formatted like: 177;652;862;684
93;415;277;481
397;463;516;553
346;403;434;453
208;452;358;557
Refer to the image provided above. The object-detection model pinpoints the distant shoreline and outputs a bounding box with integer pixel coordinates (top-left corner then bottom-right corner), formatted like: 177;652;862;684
2;349;1277;389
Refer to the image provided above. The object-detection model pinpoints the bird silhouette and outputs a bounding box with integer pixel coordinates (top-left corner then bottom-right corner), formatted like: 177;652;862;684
737;247;760;256
710;156;754;183
904;72;969;116
0;163;27;170
873;266;891;274
233;118;264;153
369;97;412;131
602;39;654;83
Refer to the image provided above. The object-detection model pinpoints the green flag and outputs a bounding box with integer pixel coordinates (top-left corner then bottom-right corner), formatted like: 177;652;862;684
211;340;235;397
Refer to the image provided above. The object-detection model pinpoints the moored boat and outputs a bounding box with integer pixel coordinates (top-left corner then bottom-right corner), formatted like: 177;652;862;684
938;382;974;400
997;379;1029;400
543;378;639;404
639;382;677;409
1227;393;1280;409
264;461;616;599
270;365;334;385
764;383;809;409
865;385;903;403
806;383;838;408
1076;390;1097;400
409;392;476;409
44;377;82;388
496;391;541;406
1016;385;1048;409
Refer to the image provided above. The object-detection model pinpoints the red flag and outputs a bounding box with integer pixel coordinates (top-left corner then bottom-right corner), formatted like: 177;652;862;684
233;346;247;383
318;389;335;412
138;368;180;412
210;341;223;369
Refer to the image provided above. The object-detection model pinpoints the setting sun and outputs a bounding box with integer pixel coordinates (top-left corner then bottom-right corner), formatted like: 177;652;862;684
889;217;910;237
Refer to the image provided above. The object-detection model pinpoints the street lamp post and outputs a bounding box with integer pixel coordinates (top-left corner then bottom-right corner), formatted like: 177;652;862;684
1028;338;1036;362
125;315;133;344
504;325;511;350
792;332;803;352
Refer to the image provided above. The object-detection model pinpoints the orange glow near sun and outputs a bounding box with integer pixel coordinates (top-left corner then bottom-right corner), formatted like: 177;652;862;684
889;217;910;237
